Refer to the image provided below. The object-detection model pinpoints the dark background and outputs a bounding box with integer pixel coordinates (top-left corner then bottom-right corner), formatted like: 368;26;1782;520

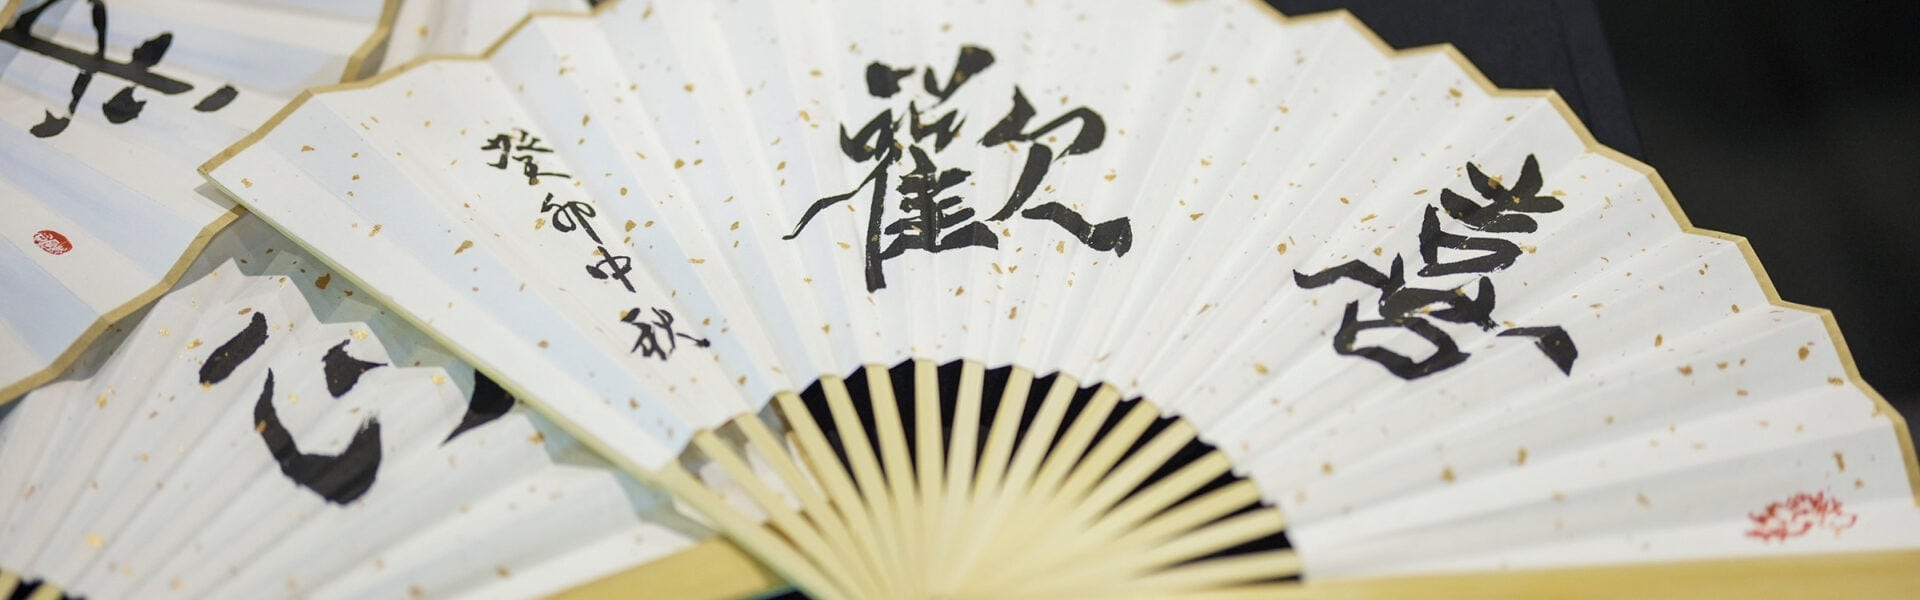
1273;0;1920;433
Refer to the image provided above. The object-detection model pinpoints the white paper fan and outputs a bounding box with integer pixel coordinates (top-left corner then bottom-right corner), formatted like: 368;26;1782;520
0;0;399;400
0;215;744;600
203;0;1920;597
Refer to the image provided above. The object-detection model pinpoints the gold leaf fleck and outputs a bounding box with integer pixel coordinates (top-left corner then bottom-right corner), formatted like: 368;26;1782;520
455;240;474;254
315;273;331;290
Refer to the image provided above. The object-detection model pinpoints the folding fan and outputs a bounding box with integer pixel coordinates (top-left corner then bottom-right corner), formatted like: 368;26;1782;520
381;0;590;70
0;0;395;401
202;0;1920;597
0;215;734;600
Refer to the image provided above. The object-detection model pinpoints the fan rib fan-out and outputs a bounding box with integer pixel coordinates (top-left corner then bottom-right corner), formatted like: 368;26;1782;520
201;0;1920;597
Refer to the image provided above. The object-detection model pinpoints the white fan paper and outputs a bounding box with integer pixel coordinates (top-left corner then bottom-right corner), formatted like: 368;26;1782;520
0;216;714;599
0;0;395;400
381;0;590;70
204;0;1920;596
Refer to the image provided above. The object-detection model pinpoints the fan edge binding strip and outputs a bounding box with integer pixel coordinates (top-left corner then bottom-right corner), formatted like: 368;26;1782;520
340;0;406;84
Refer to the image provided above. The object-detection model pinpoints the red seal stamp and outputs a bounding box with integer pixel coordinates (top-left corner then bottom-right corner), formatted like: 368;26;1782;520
31;230;72;255
1747;491;1857;542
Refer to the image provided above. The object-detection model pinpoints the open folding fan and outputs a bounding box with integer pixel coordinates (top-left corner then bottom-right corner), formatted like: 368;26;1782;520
203;0;1920;596
0;0;397;400
0;216;770;600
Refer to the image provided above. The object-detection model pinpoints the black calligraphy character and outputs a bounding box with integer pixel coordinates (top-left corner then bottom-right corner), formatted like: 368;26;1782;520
1295;257;1473;379
1296;255;1576;377
540;193;602;243
787;45;1132;291
254;369;383;505
1421;155;1563;277
1418;204;1521;277
444;372;514;444
1294;152;1580;378
321;340;385;397
481;130;569;185
198;314;382;504
979;88;1131;255
586;246;637;293
2;0;237;138
878;147;999;264
621;307;710;361
787;51;990;292
1438;155;1563;234
1497;326;1578;375
920;45;994;102
785;92;994;291
1331;301;1472;379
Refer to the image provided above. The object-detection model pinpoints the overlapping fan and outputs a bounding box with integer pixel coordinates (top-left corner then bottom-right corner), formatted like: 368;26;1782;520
202;0;1920;597
0;216;733;600
0;0;395;400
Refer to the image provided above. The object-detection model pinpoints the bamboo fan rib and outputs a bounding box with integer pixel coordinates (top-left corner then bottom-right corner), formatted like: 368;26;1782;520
200;0;1920;597
717;359;1302;598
